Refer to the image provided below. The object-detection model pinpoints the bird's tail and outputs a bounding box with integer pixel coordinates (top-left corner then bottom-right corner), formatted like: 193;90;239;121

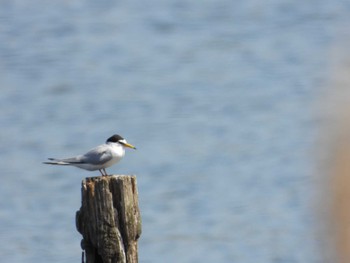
43;158;71;165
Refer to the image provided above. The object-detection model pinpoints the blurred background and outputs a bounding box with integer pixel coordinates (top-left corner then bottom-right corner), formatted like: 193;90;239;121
1;0;350;262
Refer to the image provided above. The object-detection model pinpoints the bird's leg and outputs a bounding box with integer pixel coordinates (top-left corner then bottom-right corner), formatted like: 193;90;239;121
103;168;108;176
99;169;105;176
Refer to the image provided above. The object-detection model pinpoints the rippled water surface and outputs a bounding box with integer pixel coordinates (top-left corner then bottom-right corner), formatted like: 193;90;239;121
0;1;349;262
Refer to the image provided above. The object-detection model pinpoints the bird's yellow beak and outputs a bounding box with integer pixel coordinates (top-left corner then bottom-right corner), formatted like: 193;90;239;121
123;142;137;150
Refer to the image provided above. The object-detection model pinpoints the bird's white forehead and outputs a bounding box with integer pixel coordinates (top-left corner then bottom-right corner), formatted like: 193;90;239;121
119;139;127;144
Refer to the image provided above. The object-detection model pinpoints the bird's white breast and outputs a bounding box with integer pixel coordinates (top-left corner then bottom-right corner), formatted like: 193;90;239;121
106;142;125;166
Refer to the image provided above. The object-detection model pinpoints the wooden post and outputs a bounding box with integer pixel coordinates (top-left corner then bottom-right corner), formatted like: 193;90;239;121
76;175;142;263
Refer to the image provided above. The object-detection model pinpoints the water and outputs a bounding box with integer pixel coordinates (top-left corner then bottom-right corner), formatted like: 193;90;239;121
0;1;348;262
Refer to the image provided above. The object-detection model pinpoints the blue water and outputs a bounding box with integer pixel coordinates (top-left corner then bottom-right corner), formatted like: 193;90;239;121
0;1;348;262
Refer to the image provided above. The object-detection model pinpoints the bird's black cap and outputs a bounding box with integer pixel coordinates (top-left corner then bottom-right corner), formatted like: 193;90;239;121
106;134;124;143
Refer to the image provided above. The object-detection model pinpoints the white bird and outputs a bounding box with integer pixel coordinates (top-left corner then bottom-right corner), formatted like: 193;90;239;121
43;134;136;176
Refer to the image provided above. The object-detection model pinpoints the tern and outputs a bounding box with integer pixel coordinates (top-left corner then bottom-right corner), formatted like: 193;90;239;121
43;134;136;176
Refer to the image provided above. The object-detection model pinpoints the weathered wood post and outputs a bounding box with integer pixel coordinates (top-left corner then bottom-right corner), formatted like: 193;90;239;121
76;175;142;263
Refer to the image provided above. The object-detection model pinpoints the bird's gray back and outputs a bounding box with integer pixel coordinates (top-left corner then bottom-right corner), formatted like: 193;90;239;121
80;144;113;165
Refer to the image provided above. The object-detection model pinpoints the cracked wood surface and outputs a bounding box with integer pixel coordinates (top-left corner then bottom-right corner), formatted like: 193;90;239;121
76;175;141;263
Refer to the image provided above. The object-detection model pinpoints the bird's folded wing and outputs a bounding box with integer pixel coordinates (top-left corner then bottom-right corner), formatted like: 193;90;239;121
52;157;84;164
81;148;113;165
